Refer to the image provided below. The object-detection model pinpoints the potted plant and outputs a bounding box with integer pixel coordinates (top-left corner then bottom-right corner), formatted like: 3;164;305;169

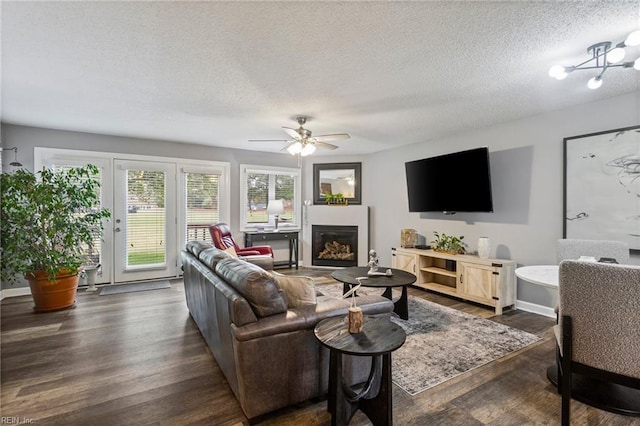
431;231;466;254
324;193;348;205
1;165;111;312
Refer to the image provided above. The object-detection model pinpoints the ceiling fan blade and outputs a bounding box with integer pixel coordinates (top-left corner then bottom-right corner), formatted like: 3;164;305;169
248;139;291;142
314;141;339;150
282;127;302;140
313;133;350;142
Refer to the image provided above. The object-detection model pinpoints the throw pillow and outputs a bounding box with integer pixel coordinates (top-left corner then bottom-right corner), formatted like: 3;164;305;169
271;273;317;308
224;246;238;258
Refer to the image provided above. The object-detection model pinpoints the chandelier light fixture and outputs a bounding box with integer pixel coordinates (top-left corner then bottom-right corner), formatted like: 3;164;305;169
549;30;640;89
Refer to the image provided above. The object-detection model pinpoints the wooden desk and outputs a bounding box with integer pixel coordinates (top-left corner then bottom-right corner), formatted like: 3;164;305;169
244;230;299;269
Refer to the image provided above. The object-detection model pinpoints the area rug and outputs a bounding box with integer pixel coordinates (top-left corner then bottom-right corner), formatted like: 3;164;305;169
99;280;172;296
316;281;541;396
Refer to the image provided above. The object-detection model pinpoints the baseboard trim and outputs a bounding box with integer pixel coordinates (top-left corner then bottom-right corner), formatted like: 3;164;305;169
516;299;556;318
0;286;32;300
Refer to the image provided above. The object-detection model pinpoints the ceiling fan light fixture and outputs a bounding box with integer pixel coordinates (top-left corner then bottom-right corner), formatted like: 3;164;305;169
251;117;349;156
300;143;316;156
286;142;303;155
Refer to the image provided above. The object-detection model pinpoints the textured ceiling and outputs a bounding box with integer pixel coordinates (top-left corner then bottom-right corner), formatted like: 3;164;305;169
1;1;639;155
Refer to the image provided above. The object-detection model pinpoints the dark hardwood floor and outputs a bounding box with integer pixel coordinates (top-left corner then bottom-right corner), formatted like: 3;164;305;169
1;268;638;425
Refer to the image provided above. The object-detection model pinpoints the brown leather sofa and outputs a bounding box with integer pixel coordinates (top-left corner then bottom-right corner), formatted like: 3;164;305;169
181;241;394;421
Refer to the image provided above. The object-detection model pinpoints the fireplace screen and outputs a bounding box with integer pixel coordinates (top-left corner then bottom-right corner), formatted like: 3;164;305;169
312;225;358;267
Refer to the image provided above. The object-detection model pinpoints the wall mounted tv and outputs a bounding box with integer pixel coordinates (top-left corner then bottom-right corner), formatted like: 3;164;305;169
405;147;493;214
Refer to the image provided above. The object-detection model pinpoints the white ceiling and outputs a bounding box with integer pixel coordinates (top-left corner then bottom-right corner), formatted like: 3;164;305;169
1;1;639;156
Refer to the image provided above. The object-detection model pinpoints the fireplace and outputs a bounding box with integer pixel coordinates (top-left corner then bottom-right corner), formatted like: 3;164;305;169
312;225;358;267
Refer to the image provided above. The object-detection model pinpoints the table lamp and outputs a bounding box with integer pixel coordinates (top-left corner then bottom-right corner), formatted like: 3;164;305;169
266;199;285;232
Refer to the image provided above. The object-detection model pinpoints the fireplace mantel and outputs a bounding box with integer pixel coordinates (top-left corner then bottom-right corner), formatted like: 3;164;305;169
302;205;369;267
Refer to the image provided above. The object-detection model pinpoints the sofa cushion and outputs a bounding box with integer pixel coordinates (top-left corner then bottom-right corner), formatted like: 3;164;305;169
199;247;233;271
270;273;317;308
241;255;274;271
215;258;287;317
186;240;214;258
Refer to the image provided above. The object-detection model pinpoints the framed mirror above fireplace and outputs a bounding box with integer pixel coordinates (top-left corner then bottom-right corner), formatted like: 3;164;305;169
313;162;361;205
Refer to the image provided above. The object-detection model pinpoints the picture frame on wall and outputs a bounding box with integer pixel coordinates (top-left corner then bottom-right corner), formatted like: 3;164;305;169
563;124;640;250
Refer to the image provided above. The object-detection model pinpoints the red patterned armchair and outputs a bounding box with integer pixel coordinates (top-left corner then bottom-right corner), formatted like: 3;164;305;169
209;223;274;258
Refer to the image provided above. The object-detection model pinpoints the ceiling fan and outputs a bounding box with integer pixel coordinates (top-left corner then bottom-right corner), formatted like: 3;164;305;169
249;116;350;156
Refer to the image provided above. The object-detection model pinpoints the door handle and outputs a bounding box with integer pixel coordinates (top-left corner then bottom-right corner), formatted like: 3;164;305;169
115;227;121;232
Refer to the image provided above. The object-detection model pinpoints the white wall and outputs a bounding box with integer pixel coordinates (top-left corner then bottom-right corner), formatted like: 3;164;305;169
305;90;640;310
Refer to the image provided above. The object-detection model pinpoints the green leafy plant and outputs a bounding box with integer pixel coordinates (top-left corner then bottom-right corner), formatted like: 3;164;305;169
324;193;346;205
431;231;466;254
1;165;111;283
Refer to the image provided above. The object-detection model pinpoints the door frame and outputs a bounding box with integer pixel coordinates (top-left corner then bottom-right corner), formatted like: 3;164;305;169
35;148;231;284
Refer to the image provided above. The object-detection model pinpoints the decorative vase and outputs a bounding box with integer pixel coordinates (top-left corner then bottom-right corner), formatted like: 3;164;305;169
26;269;80;312
84;266;100;292
348;307;363;333
401;229;417;248
478;237;491;259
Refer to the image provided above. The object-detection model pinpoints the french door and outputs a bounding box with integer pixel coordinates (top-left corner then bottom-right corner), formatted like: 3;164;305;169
113;160;177;282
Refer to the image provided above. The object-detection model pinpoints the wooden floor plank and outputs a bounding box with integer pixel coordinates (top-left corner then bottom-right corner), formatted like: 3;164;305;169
1;271;637;425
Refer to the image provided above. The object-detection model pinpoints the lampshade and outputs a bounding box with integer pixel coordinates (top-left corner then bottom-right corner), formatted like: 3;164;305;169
266;199;285;215
286;142;302;155
625;30;640;47
606;47;625;64
300;143;316;156
587;76;602;90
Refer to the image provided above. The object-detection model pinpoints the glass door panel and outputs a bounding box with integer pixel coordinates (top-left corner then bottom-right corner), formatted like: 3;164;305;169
114;160;176;282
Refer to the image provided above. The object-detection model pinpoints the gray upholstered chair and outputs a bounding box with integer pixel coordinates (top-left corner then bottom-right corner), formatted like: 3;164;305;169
556;238;630;264
555;260;640;425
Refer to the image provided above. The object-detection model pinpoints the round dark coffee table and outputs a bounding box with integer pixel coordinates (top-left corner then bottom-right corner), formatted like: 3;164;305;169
314;315;406;426
331;267;416;320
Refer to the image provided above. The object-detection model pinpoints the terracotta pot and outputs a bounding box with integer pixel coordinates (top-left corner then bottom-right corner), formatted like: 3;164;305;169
26;269;80;313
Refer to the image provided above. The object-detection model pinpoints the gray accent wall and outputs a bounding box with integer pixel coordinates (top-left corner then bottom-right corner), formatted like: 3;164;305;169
1;124;299;232
2;90;639;306
305;91;640;310
0;125;300;289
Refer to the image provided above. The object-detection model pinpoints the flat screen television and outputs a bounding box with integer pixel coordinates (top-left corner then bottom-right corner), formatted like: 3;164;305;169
405;147;493;213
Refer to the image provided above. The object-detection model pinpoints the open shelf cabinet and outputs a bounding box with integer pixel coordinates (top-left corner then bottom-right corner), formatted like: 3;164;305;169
391;247;517;315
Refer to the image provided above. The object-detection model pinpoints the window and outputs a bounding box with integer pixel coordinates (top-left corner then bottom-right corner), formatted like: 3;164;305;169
240;165;301;230
184;171;221;243
35;153;113;284
47;164;107;266
35;147;231;283
179;163;230;250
